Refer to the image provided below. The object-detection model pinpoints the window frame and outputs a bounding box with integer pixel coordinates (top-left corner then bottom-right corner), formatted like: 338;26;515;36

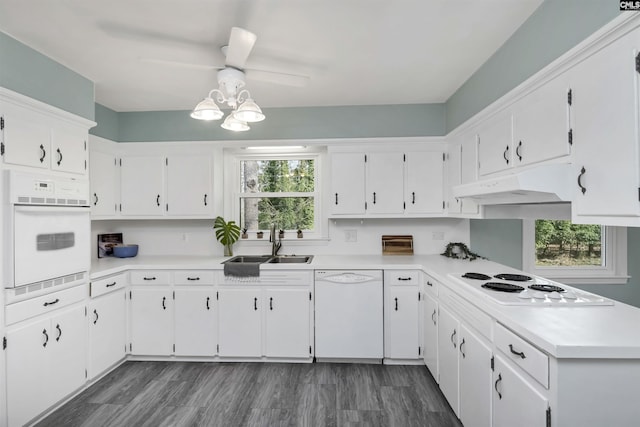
522;219;628;285
226;149;325;240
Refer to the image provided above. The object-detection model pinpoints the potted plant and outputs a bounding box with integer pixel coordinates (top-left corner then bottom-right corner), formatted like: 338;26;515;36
213;216;241;256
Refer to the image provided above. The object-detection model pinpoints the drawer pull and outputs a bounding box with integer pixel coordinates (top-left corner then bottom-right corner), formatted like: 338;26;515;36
494;374;503;399
43;298;60;307
394;297;398;311
55;324;62;342
508;344;526;359
42;329;49;347
106;282;117;288
39;144;46;163
93;309;99;324
254;297;258;311
270;297;274;311
451;329;457;348
426;281;433;287
143;277;156;281
206;297;210;310
162;296;166;310
187;277;200;281
431;309;436;325
397;277;412;281
460;338;466;359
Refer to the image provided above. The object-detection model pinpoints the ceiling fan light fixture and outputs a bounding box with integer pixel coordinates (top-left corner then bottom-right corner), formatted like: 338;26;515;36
233;98;265;122
221;114;250;132
190;97;224;121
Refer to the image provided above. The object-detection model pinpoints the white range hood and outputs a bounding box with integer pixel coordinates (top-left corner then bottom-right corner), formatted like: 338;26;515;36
452;163;573;205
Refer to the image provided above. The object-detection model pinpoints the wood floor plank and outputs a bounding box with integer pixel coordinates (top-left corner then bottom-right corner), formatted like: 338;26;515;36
34;361;460;427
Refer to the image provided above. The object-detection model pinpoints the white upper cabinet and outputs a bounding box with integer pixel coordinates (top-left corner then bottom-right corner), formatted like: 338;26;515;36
330;152;366;215
511;73;572;167
89;142;119;217
570;26;640;223
0;89;93;175
405;151;445;214
166;155;213;216
366;152;405;215
448;133;480;216
477;110;513;177
120;155;166;216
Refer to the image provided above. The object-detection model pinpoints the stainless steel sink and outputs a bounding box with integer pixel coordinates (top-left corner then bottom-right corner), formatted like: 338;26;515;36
266;255;314;264
224;255;273;264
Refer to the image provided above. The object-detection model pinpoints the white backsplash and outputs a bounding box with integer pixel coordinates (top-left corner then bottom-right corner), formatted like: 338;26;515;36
91;218;470;259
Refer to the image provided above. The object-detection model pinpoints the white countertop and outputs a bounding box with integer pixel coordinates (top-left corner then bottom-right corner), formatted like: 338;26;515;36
91;253;640;360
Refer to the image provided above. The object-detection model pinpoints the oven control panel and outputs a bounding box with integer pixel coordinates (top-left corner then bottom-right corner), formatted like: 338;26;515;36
6;170;89;206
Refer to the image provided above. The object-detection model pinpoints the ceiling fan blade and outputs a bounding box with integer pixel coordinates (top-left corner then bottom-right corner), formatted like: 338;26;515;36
139;57;224;70
225;27;257;69
245;69;310;87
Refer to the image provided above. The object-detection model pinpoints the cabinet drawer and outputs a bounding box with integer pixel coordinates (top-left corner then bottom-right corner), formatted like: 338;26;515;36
91;273;127;298
495;323;549;389
423;273;439;296
129;270;171;285
5;285;86;325
174;270;215;285
384;270;421;286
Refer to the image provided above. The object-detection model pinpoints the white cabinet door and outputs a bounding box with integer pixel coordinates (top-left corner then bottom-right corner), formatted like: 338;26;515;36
6;317;50;427
47;305;87;408
571;28;640;218
384;286;420;359
264;288;311;358
478;110;513;177
460;134;480;215
330;152;366;215
366;152;404;214
174;289;217;356
50;125;87;174
218;288;262;357
88;289;126;379
437;304;460;415
130;288;174;355
120;156;165;216
459;324;492;427
447;142;462;214
493;355;548;427
512;74;571;167
2;109;50;169
90;149;118;217
423;292;438;377
405;151;444;214
166;155;213;216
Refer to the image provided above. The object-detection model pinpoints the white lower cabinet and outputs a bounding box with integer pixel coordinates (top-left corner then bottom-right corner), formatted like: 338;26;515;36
422;291;438;376
437;304;460;414
492;354;548;427
130;287;174;355
174;288;217;356
459;324;492;427
88;289;126;379
384;271;421;360
217;288;262;357
6;303;86;427
264;288;312;358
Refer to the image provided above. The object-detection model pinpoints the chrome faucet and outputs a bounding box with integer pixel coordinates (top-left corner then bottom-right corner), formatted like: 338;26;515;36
269;223;282;256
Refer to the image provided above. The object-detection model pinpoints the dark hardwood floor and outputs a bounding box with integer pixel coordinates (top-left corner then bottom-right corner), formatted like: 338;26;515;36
35;361;462;427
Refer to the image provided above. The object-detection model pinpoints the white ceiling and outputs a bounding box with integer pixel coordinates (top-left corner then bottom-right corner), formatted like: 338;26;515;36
0;0;543;112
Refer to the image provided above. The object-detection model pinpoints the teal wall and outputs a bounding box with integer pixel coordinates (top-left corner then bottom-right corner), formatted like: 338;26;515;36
112;103;445;142
445;0;620;131
0;31;95;120
91;103;119;140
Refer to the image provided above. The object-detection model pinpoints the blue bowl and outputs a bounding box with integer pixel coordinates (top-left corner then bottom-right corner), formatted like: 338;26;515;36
113;244;138;258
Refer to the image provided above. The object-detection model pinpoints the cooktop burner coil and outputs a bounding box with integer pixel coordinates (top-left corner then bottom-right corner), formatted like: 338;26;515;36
494;273;533;282
528;284;565;293
482;282;525;293
462;272;492;280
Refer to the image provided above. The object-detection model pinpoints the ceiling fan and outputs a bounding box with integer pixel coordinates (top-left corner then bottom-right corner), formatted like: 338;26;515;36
139;27;309;130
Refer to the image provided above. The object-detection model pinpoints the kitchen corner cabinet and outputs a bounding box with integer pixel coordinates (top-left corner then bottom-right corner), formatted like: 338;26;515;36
422;275;439;378
447;134;480;216
89;147;119;217
129;279;174;355
569;26;640;224
6;302;86;427
174;277;217;356
329;145;445;218
0;93;91;175
384;270;421;360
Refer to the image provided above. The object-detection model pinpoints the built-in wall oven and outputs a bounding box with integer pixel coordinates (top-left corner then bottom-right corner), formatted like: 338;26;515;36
4;170;90;297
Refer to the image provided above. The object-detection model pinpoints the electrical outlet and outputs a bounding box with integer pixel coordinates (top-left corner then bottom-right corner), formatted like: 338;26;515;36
432;231;445;240
345;229;357;242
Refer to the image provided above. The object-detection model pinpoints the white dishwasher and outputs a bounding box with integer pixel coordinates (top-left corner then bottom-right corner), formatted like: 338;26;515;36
314;270;383;361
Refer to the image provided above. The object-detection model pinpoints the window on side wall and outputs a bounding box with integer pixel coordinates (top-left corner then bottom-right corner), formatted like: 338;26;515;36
522;219;627;284
235;154;322;238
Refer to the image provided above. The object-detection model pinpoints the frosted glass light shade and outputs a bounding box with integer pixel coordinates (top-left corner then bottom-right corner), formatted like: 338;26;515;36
190;97;224;120
233;98;265;122
221;114;250;131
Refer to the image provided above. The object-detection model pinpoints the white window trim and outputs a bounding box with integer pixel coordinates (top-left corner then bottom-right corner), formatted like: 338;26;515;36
225;149;326;241
522;219;628;285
